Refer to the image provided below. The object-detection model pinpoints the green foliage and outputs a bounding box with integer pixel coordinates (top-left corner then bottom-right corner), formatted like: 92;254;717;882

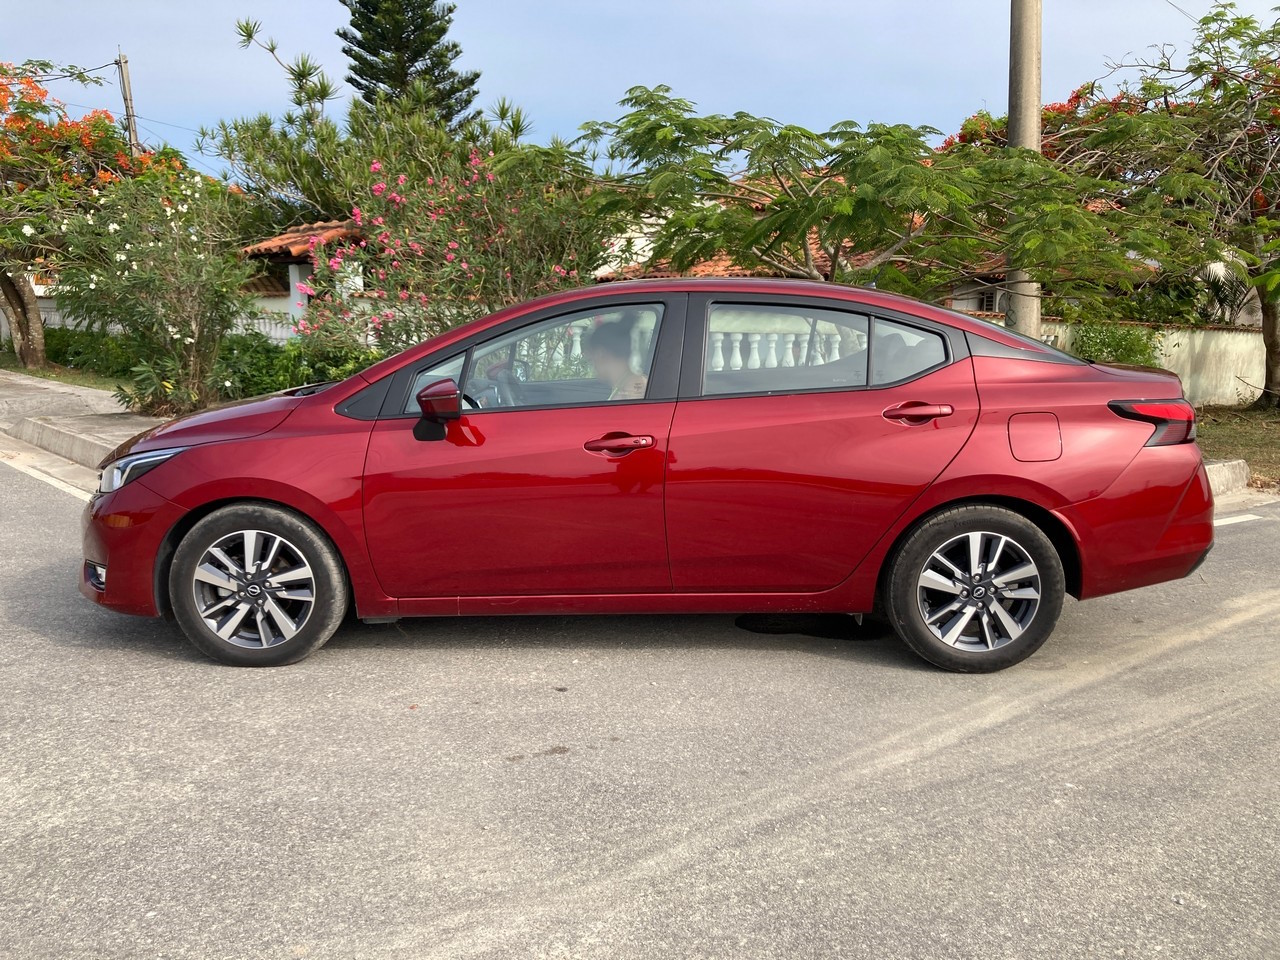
336;0;480;127
41;327;136;378
54;168;262;415
581;86;1203;303
1066;319;1164;367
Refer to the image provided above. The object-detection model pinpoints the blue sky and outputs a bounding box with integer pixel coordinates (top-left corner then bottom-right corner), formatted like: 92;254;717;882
5;0;1278;175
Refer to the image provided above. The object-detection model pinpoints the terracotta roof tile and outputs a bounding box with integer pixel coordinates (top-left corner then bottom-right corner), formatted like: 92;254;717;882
243;220;361;261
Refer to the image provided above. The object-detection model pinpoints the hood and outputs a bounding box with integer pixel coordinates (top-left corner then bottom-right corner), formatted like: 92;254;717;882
99;390;307;468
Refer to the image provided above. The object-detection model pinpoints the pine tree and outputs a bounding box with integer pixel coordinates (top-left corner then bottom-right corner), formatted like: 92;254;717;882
337;0;481;128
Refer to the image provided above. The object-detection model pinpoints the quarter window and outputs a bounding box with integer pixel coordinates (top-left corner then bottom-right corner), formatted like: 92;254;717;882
870;318;947;385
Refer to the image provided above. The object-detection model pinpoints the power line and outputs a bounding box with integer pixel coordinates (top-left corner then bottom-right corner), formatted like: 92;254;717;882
1161;0;1199;23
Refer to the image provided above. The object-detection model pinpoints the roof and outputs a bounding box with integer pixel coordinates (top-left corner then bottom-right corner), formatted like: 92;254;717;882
243;220;361;261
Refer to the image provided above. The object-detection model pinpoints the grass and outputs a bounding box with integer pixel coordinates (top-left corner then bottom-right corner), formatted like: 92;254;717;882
0;346;124;393
1197;405;1280;486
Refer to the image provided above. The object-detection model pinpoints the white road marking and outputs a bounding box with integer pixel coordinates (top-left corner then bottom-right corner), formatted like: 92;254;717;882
0;453;92;502
1215;513;1263;527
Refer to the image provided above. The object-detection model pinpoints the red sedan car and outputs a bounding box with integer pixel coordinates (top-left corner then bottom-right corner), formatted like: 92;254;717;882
81;279;1213;671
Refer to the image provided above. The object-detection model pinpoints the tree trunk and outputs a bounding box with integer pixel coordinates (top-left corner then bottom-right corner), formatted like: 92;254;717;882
1254;293;1280;409
0;268;46;368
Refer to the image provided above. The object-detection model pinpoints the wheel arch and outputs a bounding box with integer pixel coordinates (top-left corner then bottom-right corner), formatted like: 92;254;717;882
877;495;1083;602
153;496;359;620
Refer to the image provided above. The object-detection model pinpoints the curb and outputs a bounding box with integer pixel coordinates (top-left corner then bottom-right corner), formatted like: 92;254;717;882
7;417;118;469
1205;459;1251;498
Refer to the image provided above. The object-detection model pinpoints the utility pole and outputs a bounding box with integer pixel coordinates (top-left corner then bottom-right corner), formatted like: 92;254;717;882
116;50;141;158
1006;0;1043;339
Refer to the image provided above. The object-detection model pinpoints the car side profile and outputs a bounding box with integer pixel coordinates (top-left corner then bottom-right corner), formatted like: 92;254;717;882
81;279;1214;671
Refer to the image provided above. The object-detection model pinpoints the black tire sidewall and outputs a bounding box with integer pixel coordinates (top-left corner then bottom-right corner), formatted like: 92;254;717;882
887;506;1065;673
169;504;348;666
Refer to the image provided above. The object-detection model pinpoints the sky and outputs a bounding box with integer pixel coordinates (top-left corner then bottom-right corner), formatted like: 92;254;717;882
5;0;1279;176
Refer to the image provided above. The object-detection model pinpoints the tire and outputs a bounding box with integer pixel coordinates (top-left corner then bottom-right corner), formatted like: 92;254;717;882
885;505;1065;673
169;503;348;666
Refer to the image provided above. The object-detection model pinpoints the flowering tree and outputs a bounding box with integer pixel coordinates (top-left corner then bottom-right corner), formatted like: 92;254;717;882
199;25;628;361
298;143;609;353
0;60;140;367
55;167;261;414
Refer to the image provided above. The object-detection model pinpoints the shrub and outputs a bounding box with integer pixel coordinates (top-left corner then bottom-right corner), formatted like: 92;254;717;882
1067;320;1164;367
55;168;262;415
42;327;136;379
215;330;287;398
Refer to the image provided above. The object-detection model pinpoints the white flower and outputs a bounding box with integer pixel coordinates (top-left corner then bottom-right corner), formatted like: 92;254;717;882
107;223;120;233
131;262;137;270
224;380;232;388
178;204;189;213
88;282;96;290
183;337;194;344
21;224;35;237
114;253;127;262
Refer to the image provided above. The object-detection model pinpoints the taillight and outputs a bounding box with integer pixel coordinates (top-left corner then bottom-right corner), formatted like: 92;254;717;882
1108;399;1197;446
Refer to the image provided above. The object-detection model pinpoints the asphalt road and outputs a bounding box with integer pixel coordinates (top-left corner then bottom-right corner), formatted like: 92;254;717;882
1;462;1278;960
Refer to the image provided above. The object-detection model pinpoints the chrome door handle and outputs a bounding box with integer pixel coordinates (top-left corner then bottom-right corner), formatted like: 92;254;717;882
882;403;954;422
583;434;655;454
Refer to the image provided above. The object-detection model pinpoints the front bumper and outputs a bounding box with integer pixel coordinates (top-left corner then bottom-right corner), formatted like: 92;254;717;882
80;479;186;617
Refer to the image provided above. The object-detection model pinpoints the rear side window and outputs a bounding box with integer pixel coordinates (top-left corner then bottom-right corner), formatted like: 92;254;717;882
703;304;869;396
870;318;947;385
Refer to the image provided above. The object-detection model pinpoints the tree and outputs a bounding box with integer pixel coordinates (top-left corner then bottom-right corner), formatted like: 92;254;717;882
945;3;1280;406
201;26;627;363
581;85;1195;308
336;0;480;128
55;166;262;415
0;60;137;367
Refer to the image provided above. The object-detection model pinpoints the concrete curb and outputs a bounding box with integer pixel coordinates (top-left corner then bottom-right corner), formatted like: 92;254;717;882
8;416;117;469
1205;459;1252;498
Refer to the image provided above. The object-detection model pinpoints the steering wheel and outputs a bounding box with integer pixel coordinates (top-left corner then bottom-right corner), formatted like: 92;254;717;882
494;369;521;406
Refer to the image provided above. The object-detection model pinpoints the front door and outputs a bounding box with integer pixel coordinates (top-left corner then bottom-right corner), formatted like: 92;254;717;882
362;299;681;599
665;298;980;592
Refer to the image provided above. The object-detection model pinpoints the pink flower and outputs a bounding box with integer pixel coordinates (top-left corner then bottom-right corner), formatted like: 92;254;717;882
370;160;382;173
399;290;410;300
445;252;456;262
447;241;459;249
486;172;495;182
372;182;387;196
351;205;363;225
460;261;469;270
296;282;316;296
328;257;342;271
397;174;406;185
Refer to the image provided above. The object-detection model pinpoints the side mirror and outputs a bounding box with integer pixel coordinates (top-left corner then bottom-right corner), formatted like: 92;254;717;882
416;378;462;422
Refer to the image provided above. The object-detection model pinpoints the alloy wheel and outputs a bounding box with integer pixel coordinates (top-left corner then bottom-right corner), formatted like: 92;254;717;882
915;530;1042;651
191;529;316;649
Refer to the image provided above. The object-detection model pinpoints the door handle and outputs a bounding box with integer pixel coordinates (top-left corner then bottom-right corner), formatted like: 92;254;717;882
882;402;954;423
583;434;655;454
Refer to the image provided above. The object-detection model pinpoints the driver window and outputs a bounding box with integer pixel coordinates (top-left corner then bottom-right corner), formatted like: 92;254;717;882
461;304;664;410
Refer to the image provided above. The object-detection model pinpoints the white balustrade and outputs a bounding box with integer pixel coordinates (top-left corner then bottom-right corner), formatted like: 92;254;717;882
728;332;744;370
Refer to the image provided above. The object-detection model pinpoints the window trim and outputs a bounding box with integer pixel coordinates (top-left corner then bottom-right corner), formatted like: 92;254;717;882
374;294;687;420
682;293;966;401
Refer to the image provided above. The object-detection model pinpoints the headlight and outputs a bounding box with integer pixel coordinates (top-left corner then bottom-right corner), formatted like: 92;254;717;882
98;447;187;494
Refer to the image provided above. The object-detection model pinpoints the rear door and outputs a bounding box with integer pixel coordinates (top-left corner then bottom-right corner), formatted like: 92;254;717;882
665;294;980;593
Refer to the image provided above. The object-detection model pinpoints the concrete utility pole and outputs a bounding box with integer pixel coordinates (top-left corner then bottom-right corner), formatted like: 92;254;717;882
116;51;141;158
1006;0;1043;340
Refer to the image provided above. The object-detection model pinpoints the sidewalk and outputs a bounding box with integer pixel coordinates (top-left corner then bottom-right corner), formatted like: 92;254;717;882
0;367;1261;497
0;370;161;470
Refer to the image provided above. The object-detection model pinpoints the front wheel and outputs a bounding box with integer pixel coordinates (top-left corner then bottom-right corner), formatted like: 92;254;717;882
886;505;1065;673
169;504;348;666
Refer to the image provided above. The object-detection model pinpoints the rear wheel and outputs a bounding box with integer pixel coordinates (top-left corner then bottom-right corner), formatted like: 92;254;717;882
169;504;348;666
886;505;1065;672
